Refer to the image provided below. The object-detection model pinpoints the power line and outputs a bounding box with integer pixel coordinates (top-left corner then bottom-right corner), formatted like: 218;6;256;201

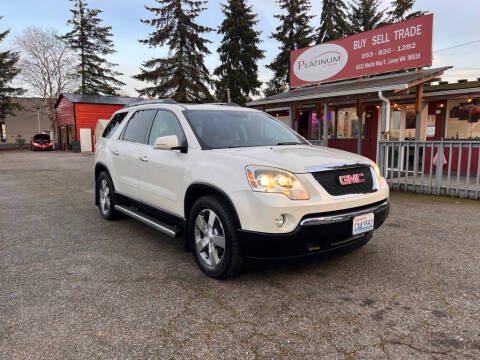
434;40;480;53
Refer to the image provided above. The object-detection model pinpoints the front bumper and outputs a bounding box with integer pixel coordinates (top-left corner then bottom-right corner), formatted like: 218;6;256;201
32;143;53;150
237;199;389;259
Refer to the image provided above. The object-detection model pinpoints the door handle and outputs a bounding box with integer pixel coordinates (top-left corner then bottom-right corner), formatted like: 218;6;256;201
139;155;149;163
112;150;119;156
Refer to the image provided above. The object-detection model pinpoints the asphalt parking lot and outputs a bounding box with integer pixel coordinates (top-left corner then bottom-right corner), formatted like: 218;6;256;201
1;150;479;359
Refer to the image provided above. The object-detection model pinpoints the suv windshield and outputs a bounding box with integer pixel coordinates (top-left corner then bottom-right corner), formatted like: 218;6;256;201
183;110;307;149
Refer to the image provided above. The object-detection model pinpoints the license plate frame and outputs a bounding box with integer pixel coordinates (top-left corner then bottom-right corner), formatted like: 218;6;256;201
352;213;374;235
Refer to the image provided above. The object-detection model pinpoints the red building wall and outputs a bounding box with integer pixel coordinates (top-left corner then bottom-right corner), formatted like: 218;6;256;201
424;145;479;175
55;96;124;150
56;97;75;127
56;96;75;150
74;104;123;141
427;101;443;140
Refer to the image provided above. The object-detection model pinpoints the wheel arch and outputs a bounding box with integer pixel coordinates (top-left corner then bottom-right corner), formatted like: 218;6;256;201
183;183;242;251
94;162;114;206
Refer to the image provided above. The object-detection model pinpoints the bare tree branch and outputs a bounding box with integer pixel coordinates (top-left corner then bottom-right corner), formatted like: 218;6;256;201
15;27;78;137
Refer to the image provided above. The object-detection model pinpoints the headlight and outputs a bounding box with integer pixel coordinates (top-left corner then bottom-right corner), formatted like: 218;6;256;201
245;166;310;200
371;161;382;180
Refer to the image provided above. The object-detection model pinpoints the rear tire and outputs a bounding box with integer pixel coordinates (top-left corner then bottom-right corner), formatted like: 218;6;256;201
96;171;119;220
188;195;244;279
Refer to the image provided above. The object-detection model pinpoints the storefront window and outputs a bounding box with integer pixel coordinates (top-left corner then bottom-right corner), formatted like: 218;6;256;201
310;113;321;140
328;110;336;139
389;104;417;140
336;107;365;139
271;111;290;127
405;105;416;139
308;111;336;140
390;109;401;140
445;99;480;139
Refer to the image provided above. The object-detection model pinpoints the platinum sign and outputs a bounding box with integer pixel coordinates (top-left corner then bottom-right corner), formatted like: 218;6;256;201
290;14;433;87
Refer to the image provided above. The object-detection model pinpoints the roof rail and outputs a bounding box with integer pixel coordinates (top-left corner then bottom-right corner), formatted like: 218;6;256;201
124;98;178;108
205;102;241;107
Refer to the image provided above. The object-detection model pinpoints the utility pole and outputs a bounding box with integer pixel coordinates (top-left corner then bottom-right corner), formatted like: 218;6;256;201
35;106;41;133
227;89;231;103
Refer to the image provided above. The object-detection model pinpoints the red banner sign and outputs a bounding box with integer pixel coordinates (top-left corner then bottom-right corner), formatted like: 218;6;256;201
290;14;433;87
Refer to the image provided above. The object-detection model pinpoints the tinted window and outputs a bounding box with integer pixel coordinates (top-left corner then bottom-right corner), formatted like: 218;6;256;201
148;111;186;146
102;112;127;139
122;110;156;144
183;110;306;149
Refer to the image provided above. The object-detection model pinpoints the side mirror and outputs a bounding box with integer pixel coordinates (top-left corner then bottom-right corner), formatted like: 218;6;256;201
153;135;179;150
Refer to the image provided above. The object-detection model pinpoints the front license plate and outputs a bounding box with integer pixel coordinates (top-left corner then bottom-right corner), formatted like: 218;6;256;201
352;213;374;235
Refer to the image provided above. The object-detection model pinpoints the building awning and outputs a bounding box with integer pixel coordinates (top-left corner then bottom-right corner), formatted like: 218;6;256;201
247;66;451;107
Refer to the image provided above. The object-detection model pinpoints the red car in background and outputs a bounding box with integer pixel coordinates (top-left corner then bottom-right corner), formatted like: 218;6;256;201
30;134;54;151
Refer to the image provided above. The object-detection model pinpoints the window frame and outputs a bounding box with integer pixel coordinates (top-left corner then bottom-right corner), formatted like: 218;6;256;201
146;109;188;149
102;111;128;139
334;107;367;140
119;109;157;145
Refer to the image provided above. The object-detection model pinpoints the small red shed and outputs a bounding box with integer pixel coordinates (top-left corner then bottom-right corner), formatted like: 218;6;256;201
55;94;141;151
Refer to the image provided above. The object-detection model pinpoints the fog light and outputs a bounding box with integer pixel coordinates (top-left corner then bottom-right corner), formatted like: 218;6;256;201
275;214;285;228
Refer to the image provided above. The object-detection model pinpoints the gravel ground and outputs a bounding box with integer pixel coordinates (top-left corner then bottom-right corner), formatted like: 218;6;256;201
1;150;479;359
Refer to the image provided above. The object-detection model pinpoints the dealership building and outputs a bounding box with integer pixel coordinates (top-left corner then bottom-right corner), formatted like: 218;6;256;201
247;68;480;162
248;14;480;198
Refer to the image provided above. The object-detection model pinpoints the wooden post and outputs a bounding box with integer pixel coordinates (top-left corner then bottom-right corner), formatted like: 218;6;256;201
415;83;423;140
315;103;322;141
288;104;294;129
323;103;328;147
293;103;299;131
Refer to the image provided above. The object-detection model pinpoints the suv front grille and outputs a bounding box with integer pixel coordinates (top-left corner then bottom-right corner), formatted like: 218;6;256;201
311;165;375;196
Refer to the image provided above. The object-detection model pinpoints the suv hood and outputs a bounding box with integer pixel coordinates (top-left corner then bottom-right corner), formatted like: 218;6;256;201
209;145;371;173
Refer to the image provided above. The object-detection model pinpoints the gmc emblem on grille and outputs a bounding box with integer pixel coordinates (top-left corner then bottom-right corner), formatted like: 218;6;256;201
339;173;365;185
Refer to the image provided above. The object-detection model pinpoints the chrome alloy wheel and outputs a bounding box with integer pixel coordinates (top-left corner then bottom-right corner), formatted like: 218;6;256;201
194;209;226;267
99;179;111;215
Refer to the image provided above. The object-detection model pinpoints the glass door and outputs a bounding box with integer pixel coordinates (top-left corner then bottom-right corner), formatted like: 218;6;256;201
390;109;402;141
388;109;403;173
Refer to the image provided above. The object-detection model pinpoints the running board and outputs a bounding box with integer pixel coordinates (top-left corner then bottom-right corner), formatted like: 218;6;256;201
115;205;179;238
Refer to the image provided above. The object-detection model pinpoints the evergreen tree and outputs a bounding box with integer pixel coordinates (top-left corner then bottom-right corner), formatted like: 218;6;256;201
0;17;24;117
317;0;349;44
349;0;384;34
387;0;426;22
135;0;214;103
214;0;264;106
265;0;314;96
61;0;124;95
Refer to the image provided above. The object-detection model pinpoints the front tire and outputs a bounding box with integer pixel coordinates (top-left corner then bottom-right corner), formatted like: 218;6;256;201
188;195;244;279
96;171;119;220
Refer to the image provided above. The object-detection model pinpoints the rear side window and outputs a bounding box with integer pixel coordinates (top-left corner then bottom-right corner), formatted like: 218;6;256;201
122;109;156;144
148;110;186;146
102;112;128;139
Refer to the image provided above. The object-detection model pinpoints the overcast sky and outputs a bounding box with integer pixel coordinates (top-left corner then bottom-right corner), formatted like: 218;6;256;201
2;0;480;97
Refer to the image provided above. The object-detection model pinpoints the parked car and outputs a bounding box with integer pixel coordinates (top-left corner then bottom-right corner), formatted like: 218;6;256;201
30;133;54;151
94;100;389;279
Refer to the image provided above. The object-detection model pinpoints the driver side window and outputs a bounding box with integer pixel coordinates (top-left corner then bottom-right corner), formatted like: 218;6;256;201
148;110;186;146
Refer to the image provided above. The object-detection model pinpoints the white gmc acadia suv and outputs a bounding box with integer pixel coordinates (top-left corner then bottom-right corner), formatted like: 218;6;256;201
95;100;389;278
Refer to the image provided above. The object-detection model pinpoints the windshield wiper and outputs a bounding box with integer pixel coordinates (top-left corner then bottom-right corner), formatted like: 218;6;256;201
276;142;302;145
